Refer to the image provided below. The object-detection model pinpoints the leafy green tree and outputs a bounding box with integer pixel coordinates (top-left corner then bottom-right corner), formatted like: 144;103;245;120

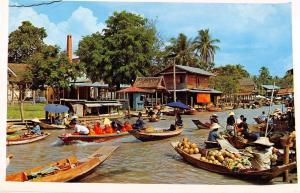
8;21;47;63
193;29;220;71
164;33;197;67
258;66;272;85
77;11;158;89
28;45;84;100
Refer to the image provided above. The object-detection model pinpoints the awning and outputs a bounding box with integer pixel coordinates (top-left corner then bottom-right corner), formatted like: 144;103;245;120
85;103;102;107
101;103;122;106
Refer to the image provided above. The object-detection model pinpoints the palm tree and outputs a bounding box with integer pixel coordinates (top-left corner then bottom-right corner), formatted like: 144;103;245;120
165;33;197;67
193;29;220;71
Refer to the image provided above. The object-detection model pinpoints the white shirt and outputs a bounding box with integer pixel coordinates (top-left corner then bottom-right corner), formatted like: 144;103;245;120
236;118;243;124
75;124;89;134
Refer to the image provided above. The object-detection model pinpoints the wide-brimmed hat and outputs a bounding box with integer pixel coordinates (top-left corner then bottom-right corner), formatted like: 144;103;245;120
31;118;41;123
252;137;274;147
211;113;218;117
64;113;69;118
103;118;111;125
229;111;235;116
71;115;78;120
242;147;254;157
287;107;292;112
210;123;221;130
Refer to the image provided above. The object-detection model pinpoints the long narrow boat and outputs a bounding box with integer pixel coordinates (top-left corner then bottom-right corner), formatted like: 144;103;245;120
7;133;50;146
58;132;130;143
6;146;118;182
171;142;296;182
207;107;223;112
40;122;66;130
7;127;22;135
184;109;198;115
253;117;265;124
129;128;183;142
192;120;211;129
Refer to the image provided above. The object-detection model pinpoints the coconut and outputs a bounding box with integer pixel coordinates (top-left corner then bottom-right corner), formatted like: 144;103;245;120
191;143;197;148
208;160;213;164
209;156;215;161
217;155;224;162
183;137;188;142
184;143;190;149
183;148;189;153
180;146;184;150
189;149;194;154
194;148;199;154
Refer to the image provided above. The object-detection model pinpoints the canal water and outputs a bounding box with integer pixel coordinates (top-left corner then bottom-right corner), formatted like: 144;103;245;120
6;104;296;184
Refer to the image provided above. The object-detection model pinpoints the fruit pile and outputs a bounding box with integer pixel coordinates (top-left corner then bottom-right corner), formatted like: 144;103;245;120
177;137;252;170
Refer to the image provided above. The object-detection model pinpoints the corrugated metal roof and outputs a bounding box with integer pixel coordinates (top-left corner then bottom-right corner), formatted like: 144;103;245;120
176;65;215;76
70;82;108;87
261;85;281;90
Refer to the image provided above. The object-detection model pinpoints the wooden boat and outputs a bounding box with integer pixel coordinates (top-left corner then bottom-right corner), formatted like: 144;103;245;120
224;106;234;110
148;117;160;122
253;117;265;124
171;141;296;182
207;107;223;112
184;109;197;115
6;145;118;182
192;120;211;129
7;133;50;146
129;128;183;142
40;122;66;130
225;135;250;149
58;131;130;143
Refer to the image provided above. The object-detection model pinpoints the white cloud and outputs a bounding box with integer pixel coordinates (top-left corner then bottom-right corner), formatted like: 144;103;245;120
9;6;105;55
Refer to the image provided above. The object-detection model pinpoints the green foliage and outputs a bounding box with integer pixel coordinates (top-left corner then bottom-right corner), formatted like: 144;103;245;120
209;64;250;95
8;21;47;63
77;11;158;88
29;45;84;91
164;33;197;67
193;29;220;71
7;103;45;119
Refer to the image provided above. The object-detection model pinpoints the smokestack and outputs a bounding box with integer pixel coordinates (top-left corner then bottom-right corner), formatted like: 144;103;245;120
67;34;72;63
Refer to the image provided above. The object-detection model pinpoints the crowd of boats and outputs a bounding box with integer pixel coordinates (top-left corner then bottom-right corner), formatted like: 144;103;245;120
6;102;297;183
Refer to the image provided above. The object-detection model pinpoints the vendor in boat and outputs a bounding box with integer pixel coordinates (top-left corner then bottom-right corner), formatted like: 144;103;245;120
94;121;104;134
245;137;278;170
148;108;155;118
134;112;145;129
237;118;258;141
62;113;69;126
226;111;235;135
156;109;162;119
258;111;267;122
54;115;62;125
207;123;221;142
30;118;42;135
175;113;183;127
236;115;244;125
69;120;89;135
70;115;79;123
210;113;219;124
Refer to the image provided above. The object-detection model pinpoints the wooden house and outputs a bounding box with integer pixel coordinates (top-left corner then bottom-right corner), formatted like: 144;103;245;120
234;78;258;102
133;76;168;106
154;65;222;107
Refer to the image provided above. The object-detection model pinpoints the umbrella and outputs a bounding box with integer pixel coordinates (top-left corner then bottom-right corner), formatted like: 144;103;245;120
166;101;190;110
44;104;69;113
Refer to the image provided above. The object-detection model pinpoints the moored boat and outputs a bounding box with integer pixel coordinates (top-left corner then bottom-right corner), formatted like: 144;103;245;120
58;132;130;143
7;127;22;135
253;117;265;124
192;120;211;129
40;122;66;130
207;107;223;112
7;133;50;146
129;128;183;142
148;117;160;122
170;141;296;182
6;145;118;182
184;109;198;115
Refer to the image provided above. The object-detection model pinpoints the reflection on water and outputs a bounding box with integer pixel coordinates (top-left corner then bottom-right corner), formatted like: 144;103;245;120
7;105;296;184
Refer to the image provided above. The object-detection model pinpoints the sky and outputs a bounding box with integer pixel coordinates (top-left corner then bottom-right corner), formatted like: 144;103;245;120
8;0;293;77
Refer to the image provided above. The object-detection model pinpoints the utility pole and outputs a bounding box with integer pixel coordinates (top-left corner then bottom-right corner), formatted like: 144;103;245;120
173;59;176;102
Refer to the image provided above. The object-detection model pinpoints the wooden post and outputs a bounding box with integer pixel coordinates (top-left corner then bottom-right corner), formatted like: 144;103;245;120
173;61;176;102
155;91;158;105
283;144;290;182
161;92;164;105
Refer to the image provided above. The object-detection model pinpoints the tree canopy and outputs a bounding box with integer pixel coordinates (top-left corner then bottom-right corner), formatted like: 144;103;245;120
77;11;158;88
8;21;47;63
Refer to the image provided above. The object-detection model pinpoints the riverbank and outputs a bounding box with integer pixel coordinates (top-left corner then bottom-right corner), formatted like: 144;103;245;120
7;103;45;120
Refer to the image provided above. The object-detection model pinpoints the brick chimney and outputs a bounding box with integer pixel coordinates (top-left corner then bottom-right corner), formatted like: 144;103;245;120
67;34;72;63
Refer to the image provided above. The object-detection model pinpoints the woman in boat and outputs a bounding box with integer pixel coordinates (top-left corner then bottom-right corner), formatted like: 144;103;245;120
226;111;235;135
69;120;89;135
30;118;42;135
175;113;183;127
245;137;278;170
134;112;145;129
238;118;258;141
94;121;104;135
210;113;219;124
207;123;221;142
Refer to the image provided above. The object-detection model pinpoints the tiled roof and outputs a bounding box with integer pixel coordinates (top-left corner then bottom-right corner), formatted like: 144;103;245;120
277;88;293;95
117;86;150;93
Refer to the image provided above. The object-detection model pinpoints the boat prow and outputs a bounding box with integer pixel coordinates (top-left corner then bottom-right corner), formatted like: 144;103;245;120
192;120;210;129
7;133;50;146
131;128;183;142
6;145;119;182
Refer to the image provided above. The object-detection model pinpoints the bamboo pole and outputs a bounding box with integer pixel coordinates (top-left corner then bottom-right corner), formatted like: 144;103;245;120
173;61;176;102
265;82;275;137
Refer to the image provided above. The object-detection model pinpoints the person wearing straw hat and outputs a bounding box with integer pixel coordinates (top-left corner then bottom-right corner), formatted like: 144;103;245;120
247;137;278;170
226;111;235;135
31;118;42;135
62;113;69;126
207;123;221;142
210;113;219;124
69;120;89;135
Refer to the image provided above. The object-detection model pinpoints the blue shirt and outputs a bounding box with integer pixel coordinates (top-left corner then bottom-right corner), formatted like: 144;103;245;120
258;114;267;121
31;125;41;135
135;118;145;129
207;129;218;142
